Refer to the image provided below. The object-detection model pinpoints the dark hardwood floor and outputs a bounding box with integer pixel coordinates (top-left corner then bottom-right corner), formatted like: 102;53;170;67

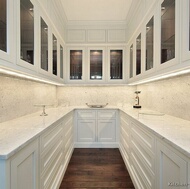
59;148;135;189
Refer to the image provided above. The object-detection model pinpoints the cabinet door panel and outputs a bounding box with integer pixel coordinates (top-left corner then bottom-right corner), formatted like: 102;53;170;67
97;119;116;142
97;110;116;119
157;141;188;189
77;120;96;142
11;139;38;189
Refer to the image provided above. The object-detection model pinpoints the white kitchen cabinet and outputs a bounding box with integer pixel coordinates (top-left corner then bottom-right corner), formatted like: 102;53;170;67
182;0;190;62
40;121;64;189
77;119;96;142
11;139;39;189
119;111;131;169
119;111;155;189
40;111;74;189
97;119;116;142
75;109;118;147
130;121;155;189
156;140;189;189
119;110;190;189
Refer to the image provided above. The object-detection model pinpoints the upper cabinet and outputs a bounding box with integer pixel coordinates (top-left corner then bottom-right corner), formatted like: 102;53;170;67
0;0;65;84
127;0;184;84
182;0;190;62
66;46;126;84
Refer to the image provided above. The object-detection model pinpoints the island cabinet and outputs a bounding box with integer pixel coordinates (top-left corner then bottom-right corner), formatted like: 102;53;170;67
75;109;119;148
119;110;190;189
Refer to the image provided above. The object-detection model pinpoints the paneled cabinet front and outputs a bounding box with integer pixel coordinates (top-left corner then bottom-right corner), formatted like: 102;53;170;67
11;139;39;189
40;111;74;189
75;109;118;148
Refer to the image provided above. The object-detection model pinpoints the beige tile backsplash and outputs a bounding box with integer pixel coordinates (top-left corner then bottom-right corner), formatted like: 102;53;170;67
0;74;57;123
1;72;190;123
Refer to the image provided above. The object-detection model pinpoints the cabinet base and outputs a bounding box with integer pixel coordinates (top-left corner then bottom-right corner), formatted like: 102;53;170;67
133;105;142;108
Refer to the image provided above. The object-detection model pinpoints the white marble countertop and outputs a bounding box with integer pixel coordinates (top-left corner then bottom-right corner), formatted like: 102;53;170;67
0;106;74;159
119;106;190;158
0;105;190;159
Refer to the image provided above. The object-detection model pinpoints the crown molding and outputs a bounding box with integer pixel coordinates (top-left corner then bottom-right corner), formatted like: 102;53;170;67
66;20;127;30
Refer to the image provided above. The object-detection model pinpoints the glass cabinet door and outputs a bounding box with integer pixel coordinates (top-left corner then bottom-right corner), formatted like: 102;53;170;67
41;18;48;71
130;44;133;78
0;0;6;52
60;45;63;79
70;50;82;80
161;0;175;64
146;17;154;71
189;0;190;51
52;34;57;75
136;34;141;75
20;0;34;64
110;50;123;79
90;50;102;80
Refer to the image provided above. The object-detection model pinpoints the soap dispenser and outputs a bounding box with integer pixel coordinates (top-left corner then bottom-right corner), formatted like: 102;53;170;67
133;91;142;108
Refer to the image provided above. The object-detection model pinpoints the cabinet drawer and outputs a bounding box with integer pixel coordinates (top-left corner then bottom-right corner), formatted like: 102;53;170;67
97;110;116;119
77;110;96;119
40;123;63;155
131;122;155;154
40;137;63;174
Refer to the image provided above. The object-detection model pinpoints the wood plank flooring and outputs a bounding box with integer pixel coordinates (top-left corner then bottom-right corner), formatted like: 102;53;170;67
59;148;135;189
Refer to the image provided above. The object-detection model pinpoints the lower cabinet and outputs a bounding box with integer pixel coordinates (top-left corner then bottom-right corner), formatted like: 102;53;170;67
11;139;39;189
0;111;74;189
119;110;190;189
156;141;189;189
40;111;74;189
75;109;118;147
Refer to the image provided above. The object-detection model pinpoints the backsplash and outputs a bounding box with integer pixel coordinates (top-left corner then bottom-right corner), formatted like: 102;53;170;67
57;85;136;107
0;74;57;123
137;73;190;121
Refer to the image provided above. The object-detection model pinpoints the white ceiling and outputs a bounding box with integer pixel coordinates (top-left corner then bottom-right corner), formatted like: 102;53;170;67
60;0;133;22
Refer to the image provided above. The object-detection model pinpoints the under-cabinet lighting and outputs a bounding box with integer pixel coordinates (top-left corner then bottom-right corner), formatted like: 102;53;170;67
128;69;190;86
161;7;166;10
0;67;65;86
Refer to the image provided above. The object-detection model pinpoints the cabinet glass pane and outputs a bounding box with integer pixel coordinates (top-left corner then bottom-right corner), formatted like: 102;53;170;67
146;17;154;70
136;34;141;75
161;0;175;64
189;0;190;51
70;50;82;80
0;0;6;52
60;45;63;79
130;45;133;78
90;50;102;80
52;34;57;75
41;18;48;71
110;50;122;79
20;0;34;64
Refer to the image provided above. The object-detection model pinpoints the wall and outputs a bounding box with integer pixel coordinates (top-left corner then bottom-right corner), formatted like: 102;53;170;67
0;74;57;123
57;85;136;107
137;73;190;121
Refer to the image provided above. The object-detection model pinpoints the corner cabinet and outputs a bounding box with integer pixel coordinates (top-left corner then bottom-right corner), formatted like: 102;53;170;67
75;109;119;148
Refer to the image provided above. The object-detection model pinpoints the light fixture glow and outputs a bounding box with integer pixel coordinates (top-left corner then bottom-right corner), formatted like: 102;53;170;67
0;67;64;86
128;69;190;86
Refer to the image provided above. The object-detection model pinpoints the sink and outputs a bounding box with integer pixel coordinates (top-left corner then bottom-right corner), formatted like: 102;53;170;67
86;103;108;108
